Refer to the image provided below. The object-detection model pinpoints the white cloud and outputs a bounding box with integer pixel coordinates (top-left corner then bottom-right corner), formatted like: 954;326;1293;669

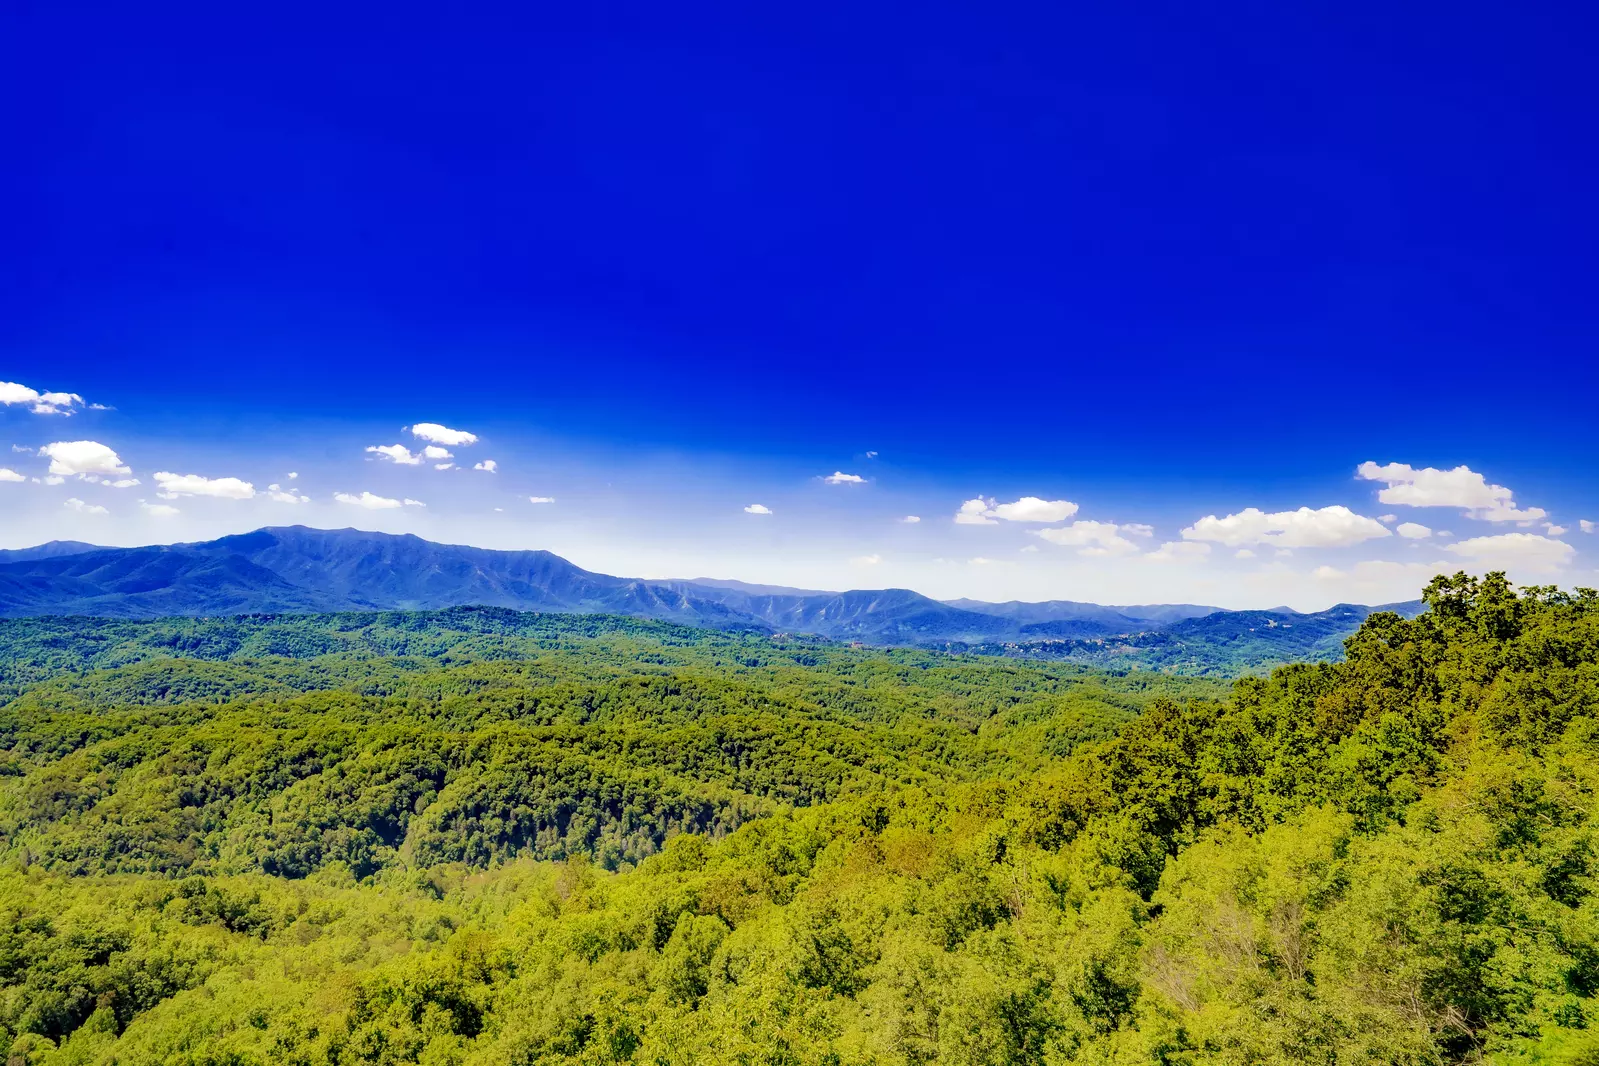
266;485;310;503
1396;522;1432;539
335;491;403;509
1546;524;1568;536
991;497;1079;522
474;460;498;473
39;475;65;486
1182;505;1391;549
1019;544;1039;553
865;450;878;458
900;515;921;524
851;554;882;565
421;445;453;461
1356;461;1546;522
1121;523;1155;537
1;382;87;416
435;463;455;471
743;503;772;515
40;440;130;478
954;498;997;525
411;423;478;447
1148;541;1211;563
1582;520;1595;534
105;478;140;489
139;500;180;517
1378;514;1398;524
824;471;866;484
153;472;255;500
10;445;28;453
1443;533;1574;573
367;444;422;465
528;496;555;504
287;472;298;479
403;498;426;508
63;497;107;515
1235;548;1255;559
1033;520;1141;557
969;557;1009;566
0;468;23;483
953;495;1079;525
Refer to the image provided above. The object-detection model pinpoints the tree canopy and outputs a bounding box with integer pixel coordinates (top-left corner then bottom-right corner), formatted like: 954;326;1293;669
3;574;1597;1064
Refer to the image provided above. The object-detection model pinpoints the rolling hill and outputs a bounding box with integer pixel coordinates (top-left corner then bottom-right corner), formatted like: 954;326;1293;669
0;525;1425;670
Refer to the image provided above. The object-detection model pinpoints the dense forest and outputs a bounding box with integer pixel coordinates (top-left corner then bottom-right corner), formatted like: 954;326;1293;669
2;574;1597;1064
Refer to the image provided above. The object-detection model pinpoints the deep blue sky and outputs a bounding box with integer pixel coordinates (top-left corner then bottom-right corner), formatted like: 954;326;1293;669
3;1;1595;605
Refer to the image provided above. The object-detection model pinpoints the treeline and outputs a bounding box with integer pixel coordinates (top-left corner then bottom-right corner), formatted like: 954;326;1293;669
3;576;1598;1063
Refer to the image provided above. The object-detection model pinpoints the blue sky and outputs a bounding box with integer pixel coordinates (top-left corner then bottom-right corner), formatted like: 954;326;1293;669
3;1;1596;608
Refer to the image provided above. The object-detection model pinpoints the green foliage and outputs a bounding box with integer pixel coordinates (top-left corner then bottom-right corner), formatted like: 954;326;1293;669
1;576;1597;1063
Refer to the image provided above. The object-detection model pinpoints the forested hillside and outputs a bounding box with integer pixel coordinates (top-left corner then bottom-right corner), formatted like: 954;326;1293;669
0;528;1412;671
3;573;1597;1064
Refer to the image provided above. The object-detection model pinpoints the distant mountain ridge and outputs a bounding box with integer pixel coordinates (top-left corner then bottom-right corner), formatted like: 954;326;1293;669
0;526;1426;670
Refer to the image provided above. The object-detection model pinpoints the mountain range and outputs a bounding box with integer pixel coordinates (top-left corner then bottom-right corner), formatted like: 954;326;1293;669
0;525;1423;671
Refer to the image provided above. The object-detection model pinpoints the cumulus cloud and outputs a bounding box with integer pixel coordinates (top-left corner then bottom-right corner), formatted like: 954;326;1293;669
1147;541;1211;563
528;496;555;504
435;463;455;471
266;484;310;503
63;497;107;515
1443;533;1574;573
743;503;772;515
1583;520;1596;534
1396;522;1432;539
954;496;1078;525
1033;520;1142;557
40;441;130;478
1182;505;1391;549
901;515;921;524
474;460;498;473
824;471;865;484
403;498;426;507
0;468;23;483
1;382;87;415
954;498;997;525
410;423;478;447
153;472;255;500
139;500;180;517
421;446;452;461
1121;523;1155;538
335;491;403;509
865;450;878;458
1235;548;1255;559
367;443;423;465
287;472;298;479
1546;524;1568;536
1378;514;1398;524
1356;461;1546;522
992;497;1079;522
